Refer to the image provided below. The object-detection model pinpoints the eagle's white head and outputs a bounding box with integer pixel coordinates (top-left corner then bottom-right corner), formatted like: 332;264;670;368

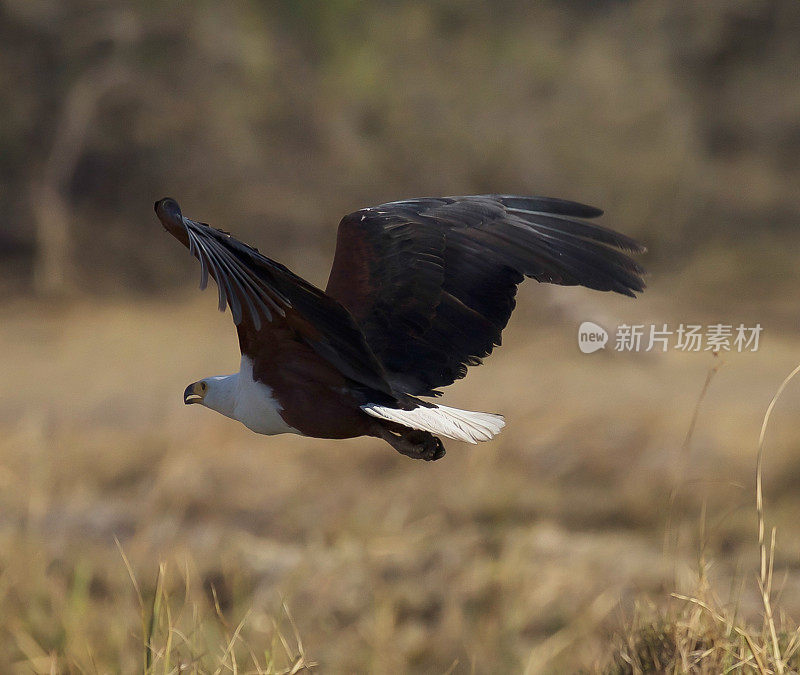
183;375;237;419
182;358;299;436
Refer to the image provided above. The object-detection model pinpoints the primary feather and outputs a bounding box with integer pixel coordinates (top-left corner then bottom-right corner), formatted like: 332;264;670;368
326;195;645;396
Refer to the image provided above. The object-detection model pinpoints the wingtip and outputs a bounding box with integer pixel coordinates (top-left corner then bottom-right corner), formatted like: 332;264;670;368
621;277;647;298
623;240;648;255
154;197;182;219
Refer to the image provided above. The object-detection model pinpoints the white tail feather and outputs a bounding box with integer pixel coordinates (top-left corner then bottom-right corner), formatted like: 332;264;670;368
362;402;505;444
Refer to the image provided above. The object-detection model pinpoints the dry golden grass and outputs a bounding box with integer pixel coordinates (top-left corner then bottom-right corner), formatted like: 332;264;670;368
605;363;800;674
2;279;800;672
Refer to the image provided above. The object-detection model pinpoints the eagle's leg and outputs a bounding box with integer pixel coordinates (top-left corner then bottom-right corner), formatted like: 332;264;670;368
372;424;446;461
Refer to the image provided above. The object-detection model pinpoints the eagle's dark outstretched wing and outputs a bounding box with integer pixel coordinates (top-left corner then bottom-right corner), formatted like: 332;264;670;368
325;195;645;396
155;198;395;398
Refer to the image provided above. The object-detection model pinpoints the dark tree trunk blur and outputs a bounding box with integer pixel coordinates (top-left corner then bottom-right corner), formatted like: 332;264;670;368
33;65;130;296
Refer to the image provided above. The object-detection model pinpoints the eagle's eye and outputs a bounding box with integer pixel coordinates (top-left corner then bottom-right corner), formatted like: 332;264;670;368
199;381;207;392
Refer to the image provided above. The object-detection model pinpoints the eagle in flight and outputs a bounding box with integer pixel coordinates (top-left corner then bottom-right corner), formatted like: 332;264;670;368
155;195;644;461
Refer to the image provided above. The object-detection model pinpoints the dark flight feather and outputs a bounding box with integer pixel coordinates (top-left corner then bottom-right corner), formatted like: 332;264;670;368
156;198;394;398
326;195;645;396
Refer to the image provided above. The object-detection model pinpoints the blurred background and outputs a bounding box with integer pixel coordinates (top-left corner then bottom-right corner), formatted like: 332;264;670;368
1;1;800;672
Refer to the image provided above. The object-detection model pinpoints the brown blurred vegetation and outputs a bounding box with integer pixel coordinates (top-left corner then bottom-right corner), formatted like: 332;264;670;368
2;1;800;673
2;0;800;296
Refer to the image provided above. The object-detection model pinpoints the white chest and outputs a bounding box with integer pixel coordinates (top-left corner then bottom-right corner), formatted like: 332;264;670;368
233;357;301;436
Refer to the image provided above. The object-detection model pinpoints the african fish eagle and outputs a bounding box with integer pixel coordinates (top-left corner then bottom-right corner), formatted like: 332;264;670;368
155;195;644;461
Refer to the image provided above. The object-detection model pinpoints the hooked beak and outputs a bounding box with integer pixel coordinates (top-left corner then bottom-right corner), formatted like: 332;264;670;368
184;382;204;405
